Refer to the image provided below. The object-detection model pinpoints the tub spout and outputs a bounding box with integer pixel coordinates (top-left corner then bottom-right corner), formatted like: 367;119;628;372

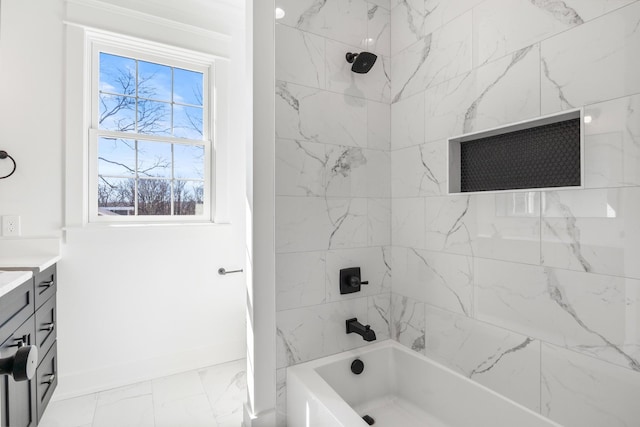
346;318;376;342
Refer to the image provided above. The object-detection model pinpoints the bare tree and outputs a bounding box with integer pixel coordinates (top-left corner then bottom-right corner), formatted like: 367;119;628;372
98;63;203;216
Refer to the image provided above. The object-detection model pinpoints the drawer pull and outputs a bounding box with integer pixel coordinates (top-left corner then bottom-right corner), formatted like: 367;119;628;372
39;280;55;289
9;337;27;348
41;323;55;332
42;374;55;385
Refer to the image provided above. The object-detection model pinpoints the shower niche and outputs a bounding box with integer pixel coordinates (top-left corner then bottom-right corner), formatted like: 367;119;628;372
448;109;583;194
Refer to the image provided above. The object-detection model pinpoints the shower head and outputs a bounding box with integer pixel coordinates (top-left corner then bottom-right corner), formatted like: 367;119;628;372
345;52;377;74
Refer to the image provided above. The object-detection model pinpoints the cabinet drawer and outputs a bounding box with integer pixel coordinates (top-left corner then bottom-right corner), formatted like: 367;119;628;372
0;317;37;427
0;279;34;348
35;296;56;360
34;265;56;310
36;342;57;423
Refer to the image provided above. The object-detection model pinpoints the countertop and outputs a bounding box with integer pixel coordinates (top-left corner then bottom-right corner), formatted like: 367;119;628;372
0;255;61;272
0;270;33;300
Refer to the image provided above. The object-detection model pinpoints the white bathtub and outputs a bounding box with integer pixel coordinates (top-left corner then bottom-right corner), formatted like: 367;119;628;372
287;340;561;427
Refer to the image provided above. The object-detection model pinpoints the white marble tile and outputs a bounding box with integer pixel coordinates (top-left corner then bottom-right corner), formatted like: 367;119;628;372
275;0;369;48
391;0;426;56
423;44;540;142
276;196;330;253
367;100;391;150
276;138;327;197
541;343;640;427
540;1;640;114
325;39;390;103
476;258;640;372
369;293;392;340
152;370;206;406
327;198;369;249
424;195;474;256
325;145;370;197
276;368;287;427
276;251;326;311
422;0;485;35
276;81;368;148
275;24;325;88
391;197;425;248
367;4;391;57
326;147;389;198
96;381;153;408
93;394;154;427
154;394;216;427
541;188;640;279
459;45;541;135
199;359;246;421
424;192;539;264
38;394;97;427
367;198;391;246
473;0;583;66
391;91;424;150
392;247;473;315
391;293;425;353
584;94;640;188
368;0;390;10
424;306;541;412
391;141;446;197
276;297;371;368
392;11;472;102
474;192;541;265
325;246;391;301
569;0;639;21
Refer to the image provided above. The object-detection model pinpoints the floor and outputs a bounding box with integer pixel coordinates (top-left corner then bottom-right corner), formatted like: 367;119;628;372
39;359;246;427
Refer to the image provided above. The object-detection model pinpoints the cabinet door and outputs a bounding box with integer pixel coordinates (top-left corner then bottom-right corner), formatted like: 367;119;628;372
34;265;56;310
0;317;37;427
35;295;56;359
36;342;57;423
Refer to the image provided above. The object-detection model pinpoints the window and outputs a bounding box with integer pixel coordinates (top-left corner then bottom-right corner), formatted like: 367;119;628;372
89;45;214;222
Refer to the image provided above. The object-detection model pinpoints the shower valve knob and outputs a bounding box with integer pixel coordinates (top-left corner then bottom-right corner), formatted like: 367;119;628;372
340;267;368;295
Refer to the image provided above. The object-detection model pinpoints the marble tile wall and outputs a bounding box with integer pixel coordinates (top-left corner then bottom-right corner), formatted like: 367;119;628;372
390;1;640;427
273;0;391;424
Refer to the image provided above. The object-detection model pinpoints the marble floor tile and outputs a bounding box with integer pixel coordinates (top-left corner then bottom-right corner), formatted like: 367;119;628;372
39;393;98;427
198;359;246;421
154;394;216;427
152;370;206;407
41;360;246;427
93;394;154;427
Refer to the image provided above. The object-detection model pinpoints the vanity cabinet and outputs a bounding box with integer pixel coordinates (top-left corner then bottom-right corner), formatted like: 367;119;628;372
0;265;58;427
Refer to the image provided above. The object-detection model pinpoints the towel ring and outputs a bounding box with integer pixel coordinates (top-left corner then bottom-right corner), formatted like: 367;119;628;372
0;151;16;179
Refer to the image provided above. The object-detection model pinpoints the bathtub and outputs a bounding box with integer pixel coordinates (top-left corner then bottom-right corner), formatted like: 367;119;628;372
287;340;561;427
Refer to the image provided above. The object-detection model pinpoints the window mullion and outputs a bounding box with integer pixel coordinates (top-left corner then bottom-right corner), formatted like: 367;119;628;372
134;139;139;216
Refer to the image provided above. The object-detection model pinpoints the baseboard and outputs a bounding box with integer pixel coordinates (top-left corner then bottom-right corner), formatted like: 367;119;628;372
53;338;245;401
243;404;276;427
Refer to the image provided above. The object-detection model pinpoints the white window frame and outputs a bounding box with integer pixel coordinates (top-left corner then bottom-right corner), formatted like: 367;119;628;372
82;30;227;224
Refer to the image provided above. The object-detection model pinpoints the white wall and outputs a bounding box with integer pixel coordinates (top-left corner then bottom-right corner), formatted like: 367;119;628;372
0;0;247;399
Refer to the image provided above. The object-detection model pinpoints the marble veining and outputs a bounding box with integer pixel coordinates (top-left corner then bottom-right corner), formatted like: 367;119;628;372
464;45;535;133
530;0;583;26
410;249;470;316
545;268;640;371
392;294;426;352
470;338;534;377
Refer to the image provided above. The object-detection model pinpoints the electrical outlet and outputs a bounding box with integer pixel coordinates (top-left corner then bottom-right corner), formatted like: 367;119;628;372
2;215;21;237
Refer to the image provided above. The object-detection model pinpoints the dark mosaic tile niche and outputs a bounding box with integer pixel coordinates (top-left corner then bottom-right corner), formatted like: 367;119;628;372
453;114;581;193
